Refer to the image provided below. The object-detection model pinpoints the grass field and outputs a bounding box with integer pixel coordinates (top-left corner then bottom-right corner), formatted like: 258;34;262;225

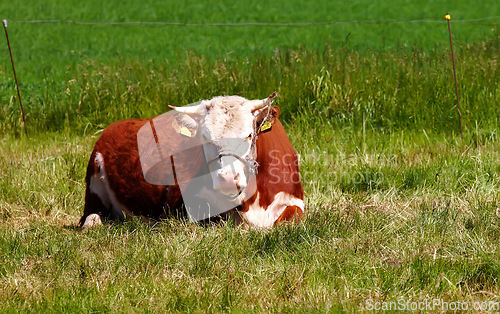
1;120;499;311
0;0;499;311
0;0;498;106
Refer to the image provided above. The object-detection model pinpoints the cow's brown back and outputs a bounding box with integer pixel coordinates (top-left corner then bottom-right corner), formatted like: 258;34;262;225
80;115;205;226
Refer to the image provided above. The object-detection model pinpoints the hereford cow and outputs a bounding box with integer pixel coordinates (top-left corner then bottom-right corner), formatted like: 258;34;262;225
79;93;304;229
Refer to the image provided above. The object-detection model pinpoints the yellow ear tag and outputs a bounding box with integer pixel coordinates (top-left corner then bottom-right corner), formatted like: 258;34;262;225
260;120;273;132
180;126;192;137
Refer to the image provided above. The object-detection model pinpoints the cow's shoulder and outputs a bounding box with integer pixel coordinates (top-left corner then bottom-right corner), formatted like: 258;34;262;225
239;117;304;227
255;119;304;202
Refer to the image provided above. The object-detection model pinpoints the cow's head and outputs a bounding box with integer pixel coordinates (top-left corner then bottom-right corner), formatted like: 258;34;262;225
169;92;278;198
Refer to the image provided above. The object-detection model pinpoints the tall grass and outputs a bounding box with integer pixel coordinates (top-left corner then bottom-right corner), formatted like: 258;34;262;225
1;0;498;136
1;0;498;84
2;39;498;138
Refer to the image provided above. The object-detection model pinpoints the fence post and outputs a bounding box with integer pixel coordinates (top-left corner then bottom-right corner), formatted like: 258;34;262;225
3;19;28;137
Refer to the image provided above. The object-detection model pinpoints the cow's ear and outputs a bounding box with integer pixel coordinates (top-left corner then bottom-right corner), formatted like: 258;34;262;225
171;112;199;138
169;102;205;137
255;106;280;134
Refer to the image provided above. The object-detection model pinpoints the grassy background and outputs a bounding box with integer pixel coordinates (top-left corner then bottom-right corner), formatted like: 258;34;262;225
0;0;499;311
0;0;498;119
1;41;498;136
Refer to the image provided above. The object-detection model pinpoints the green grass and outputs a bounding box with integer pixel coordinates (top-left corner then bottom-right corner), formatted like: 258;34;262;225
1;38;499;135
0;0;499;118
0;0;499;311
2;0;497;68
0;123;499;311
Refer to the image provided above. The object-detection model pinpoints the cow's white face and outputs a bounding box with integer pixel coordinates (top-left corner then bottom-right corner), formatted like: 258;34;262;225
170;93;276;198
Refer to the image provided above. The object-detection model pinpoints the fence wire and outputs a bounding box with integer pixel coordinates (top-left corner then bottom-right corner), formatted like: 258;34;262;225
6;16;500;27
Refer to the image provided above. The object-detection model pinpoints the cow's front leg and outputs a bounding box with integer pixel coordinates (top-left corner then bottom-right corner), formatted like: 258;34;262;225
275;205;303;224
79;190;106;229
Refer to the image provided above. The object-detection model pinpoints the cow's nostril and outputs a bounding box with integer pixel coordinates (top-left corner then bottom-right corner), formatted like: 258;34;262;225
217;171;240;186
217;172;227;183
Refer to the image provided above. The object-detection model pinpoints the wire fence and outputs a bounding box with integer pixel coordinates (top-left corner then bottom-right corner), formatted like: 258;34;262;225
6;16;500;27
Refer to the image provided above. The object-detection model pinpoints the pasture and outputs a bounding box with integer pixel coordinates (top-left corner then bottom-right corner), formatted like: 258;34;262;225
1;0;499;311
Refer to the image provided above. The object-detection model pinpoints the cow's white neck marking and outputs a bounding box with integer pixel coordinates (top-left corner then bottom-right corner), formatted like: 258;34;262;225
241;192;305;228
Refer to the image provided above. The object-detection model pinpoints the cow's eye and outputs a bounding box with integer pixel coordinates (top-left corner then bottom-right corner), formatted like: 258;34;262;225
246;134;252;141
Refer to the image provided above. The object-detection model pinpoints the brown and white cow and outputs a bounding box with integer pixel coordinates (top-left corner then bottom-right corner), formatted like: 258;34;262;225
79;93;304;229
